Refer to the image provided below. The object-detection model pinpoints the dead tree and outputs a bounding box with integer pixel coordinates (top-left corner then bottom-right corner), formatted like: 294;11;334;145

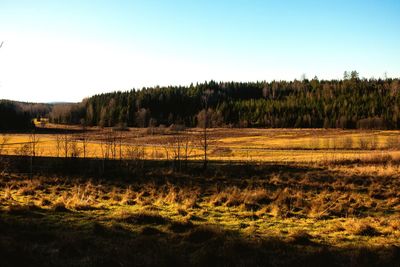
29;131;40;176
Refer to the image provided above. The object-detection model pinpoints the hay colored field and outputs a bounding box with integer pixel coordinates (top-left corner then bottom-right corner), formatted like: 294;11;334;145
1;127;400;163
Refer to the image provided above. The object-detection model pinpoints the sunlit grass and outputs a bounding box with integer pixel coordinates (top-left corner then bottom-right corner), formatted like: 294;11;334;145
1;128;400;164
1;163;400;249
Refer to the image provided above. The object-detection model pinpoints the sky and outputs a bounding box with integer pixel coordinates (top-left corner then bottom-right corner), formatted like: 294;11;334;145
0;0;399;103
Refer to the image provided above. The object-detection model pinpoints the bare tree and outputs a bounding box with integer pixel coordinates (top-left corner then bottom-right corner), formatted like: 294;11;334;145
29;131;40;176
105;130;117;160
111;131;117;160
69;139;81;158
183;131;194;168
99;137;107;160
168;129;195;169
82;133;88;158
79;119;89;159
200;89;213;169
169;134;183;171
81;132;89;159
124;133;145;171
118;131;123;160
99;132;109;160
29;131;40;157
55;134;62;157
125;135;145;160
62;133;70;158
125;136;143;160
99;130;118;160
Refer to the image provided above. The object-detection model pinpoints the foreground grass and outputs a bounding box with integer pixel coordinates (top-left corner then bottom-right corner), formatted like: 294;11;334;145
1;162;400;266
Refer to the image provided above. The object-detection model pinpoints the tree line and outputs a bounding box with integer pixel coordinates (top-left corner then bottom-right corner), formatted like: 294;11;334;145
50;74;399;129
2;73;399;131
0;100;39;131
0;100;53;131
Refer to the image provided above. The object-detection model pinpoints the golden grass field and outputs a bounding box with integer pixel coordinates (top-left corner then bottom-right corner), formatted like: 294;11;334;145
1;126;400;266
2;126;400;163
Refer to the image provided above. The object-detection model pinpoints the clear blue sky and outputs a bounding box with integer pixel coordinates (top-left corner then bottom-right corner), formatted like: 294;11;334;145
0;0;399;102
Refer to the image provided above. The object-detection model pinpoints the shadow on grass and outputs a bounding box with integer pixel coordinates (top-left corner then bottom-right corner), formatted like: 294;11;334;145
1;154;331;181
0;127;87;135
2;155;395;197
0;206;399;267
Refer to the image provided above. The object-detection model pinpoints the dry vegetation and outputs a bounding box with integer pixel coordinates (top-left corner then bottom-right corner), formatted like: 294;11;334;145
2;127;400;164
1;162;400;266
1;127;400;266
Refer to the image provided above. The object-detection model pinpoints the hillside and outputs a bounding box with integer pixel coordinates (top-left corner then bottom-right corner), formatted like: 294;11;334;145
48;76;400;129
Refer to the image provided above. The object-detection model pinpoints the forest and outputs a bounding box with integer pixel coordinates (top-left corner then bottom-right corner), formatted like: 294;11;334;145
0;101;34;131
0;100;51;131
49;73;400;129
2;73;400;131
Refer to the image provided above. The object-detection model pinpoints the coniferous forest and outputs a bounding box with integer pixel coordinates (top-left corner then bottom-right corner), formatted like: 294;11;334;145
0;100;51;131
49;74;400;129
0;100;34;131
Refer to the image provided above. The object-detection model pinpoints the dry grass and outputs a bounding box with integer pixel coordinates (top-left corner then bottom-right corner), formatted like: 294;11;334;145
1;161;399;248
1;127;400;265
1;127;400;164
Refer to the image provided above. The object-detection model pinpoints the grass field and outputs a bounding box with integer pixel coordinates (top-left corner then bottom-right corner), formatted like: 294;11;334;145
1;126;400;163
1;127;400;266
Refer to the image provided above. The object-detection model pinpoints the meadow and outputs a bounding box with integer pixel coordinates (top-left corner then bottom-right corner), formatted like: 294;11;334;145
1;125;400;163
1;126;400;266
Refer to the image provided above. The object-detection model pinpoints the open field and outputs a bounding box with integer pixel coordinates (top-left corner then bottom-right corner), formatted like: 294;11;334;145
1;127;400;163
1;127;400;266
